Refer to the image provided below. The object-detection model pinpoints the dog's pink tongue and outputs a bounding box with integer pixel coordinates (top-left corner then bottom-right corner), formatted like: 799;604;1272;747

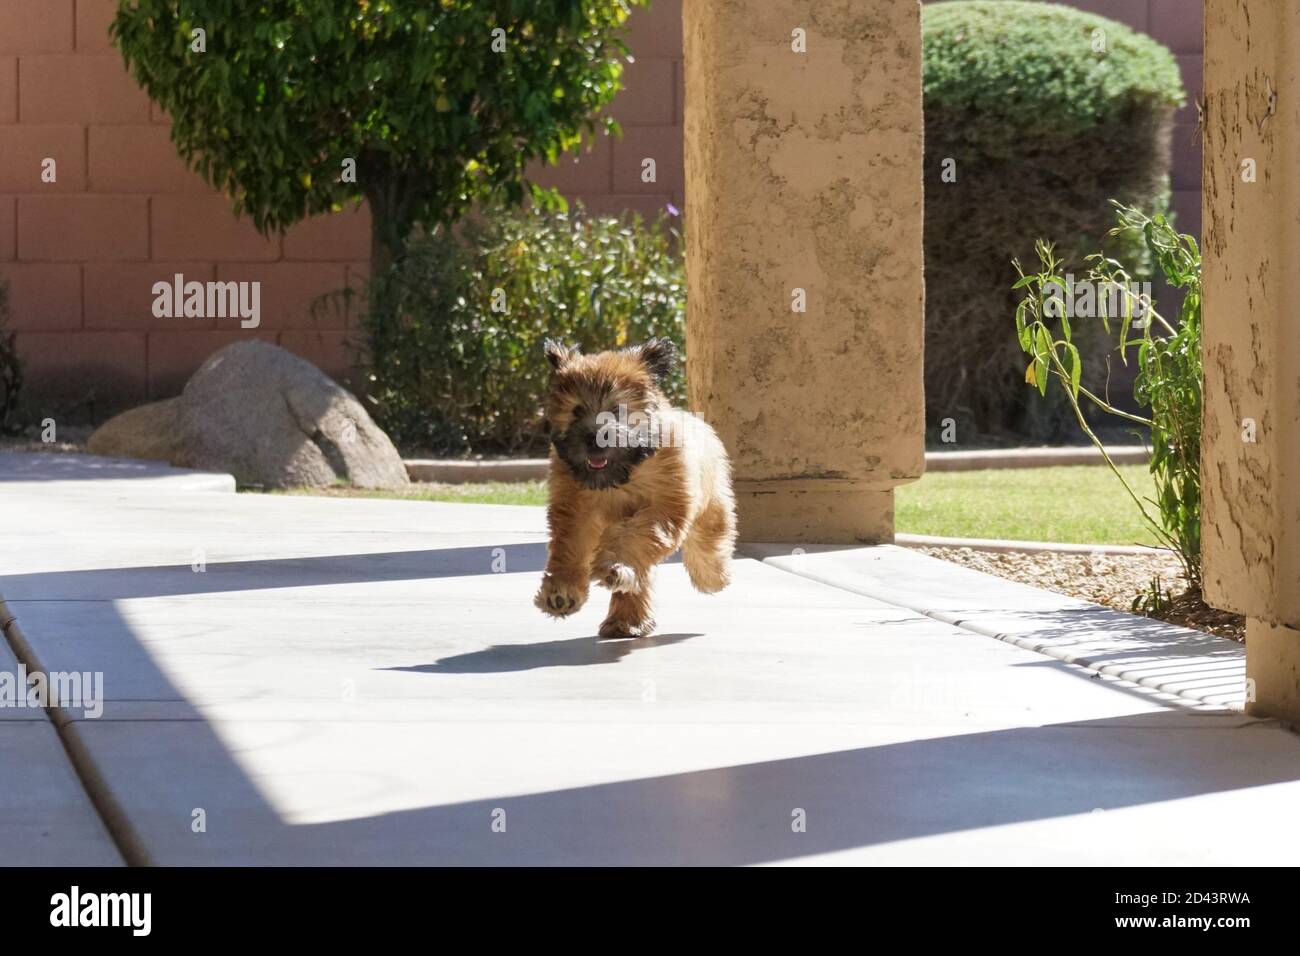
587;456;608;470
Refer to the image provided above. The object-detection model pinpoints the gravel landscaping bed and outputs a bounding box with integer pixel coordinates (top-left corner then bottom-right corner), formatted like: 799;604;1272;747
919;546;1245;642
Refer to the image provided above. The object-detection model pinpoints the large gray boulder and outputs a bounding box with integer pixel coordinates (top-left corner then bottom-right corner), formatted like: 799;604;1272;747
89;341;409;489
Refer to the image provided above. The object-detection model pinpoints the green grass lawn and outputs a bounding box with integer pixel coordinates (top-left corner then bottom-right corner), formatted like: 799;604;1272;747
894;464;1159;545
275;480;550;506
276;464;1160;546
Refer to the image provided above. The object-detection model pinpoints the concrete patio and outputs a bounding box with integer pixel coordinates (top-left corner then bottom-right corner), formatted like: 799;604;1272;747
2;450;1298;866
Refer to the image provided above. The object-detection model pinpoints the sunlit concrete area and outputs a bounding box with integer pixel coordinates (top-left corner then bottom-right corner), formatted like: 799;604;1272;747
3;452;1299;866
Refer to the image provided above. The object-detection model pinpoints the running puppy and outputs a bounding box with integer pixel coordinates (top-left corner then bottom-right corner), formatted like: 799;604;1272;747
533;338;737;638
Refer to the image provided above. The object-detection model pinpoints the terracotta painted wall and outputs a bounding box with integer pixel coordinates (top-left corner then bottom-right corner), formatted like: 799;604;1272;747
0;0;1196;419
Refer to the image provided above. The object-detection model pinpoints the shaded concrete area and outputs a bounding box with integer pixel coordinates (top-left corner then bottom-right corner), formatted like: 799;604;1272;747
1;452;1297;865
0;451;234;492
0;631;122;864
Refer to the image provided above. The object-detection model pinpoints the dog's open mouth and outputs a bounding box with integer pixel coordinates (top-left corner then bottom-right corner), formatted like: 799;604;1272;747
586;455;609;471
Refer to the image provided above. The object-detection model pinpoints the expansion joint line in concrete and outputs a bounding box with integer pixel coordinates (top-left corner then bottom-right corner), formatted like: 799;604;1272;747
0;593;147;866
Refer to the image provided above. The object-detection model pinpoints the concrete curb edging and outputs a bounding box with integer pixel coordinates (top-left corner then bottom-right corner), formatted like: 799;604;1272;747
739;543;1246;713
920;445;1149;471
405;458;549;483
402;445;1151;484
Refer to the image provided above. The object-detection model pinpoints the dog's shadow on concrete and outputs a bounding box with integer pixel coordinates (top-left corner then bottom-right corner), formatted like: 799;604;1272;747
383;632;703;674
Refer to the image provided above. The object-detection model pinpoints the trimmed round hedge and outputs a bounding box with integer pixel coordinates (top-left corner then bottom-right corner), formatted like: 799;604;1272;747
922;0;1185;439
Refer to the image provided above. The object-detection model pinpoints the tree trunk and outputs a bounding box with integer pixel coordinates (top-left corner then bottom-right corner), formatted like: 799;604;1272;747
366;182;410;285
361;178;418;345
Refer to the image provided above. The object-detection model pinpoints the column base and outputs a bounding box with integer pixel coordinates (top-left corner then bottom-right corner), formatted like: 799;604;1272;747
1246;617;1300;723
734;479;896;545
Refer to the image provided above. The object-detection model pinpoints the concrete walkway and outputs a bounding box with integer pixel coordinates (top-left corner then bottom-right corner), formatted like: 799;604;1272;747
1;451;1296;865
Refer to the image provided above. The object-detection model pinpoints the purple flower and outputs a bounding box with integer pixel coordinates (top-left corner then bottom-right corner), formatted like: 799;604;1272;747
665;202;680;217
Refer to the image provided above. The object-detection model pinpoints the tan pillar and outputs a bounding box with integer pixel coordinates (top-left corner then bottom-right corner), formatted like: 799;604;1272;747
682;1;925;544
1203;0;1300;721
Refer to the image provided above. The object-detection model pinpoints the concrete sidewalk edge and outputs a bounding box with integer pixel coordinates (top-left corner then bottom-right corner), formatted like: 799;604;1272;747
0;595;131;865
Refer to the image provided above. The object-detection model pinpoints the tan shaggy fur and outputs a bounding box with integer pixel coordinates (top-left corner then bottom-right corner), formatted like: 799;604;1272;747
533;341;737;639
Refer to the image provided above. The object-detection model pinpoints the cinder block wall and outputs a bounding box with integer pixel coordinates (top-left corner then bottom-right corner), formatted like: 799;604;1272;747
0;0;1195;420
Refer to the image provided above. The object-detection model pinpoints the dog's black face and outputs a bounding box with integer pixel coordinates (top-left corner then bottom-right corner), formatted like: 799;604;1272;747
542;339;676;491
551;406;655;490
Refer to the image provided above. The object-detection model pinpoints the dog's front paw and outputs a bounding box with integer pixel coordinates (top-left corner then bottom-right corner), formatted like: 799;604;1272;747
593;560;639;593
534;574;587;618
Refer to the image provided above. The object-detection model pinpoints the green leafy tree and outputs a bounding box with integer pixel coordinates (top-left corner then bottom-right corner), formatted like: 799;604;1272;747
112;0;643;278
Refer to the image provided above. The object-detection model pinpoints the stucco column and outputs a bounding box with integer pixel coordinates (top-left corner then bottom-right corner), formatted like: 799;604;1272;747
682;1;925;544
1203;0;1300;720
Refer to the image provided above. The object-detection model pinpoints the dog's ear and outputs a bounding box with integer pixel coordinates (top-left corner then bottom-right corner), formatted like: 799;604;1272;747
543;339;579;371
630;338;677;381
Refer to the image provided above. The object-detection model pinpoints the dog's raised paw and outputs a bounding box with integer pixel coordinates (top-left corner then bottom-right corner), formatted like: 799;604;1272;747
534;575;587;617
594;560;638;593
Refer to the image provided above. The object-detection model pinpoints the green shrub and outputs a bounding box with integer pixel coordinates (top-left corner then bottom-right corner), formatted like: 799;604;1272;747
1013;203;1202;588
358;203;685;455
0;279;23;435
923;0;1185;439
